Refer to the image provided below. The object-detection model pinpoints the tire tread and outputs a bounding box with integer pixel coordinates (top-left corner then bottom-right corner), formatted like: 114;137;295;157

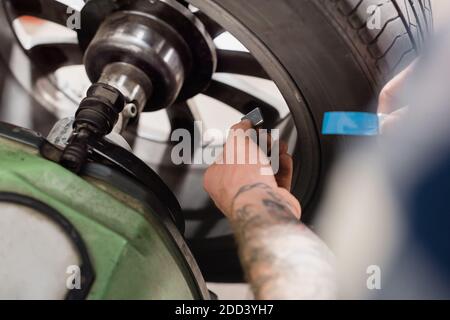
320;0;432;84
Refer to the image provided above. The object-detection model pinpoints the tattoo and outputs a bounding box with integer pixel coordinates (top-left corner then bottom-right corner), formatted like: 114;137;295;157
231;182;298;215
231;183;273;210
230;184;336;299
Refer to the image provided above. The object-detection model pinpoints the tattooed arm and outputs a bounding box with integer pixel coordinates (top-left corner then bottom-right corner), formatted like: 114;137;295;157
204;121;336;300
230;183;336;300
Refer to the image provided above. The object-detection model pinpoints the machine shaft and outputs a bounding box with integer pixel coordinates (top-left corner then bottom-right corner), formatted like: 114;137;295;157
60;0;216;173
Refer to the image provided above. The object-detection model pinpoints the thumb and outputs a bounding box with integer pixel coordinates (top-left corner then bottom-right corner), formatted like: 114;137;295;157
230;119;253;131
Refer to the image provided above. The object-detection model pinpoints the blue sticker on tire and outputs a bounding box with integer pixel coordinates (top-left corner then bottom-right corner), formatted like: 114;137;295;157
322;112;379;136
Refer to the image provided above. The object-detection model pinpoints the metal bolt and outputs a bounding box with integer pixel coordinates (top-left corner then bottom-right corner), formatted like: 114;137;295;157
123;103;138;119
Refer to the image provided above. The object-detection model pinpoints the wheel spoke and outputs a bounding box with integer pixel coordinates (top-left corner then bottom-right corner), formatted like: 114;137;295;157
194;11;225;39
166;102;197;136
203;80;280;127
4;0;83;27
28;41;82;74
216;49;270;79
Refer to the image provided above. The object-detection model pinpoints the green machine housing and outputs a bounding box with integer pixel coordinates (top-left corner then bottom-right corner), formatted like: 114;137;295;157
0;122;209;299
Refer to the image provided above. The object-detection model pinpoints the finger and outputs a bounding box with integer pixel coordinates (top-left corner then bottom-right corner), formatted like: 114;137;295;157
215;120;253;164
379;112;406;134
379;106;409;135
378;61;416;114
257;130;272;158
230;119;253;131
278;141;289;155
221;121;266;166
275;152;293;191
226;119;255;154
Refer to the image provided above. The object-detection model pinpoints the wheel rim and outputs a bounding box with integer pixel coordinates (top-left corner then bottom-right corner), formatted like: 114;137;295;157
0;0;316;208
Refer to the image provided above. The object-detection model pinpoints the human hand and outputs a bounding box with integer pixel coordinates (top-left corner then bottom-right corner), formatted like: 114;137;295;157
203;120;301;219
378;62;416;132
